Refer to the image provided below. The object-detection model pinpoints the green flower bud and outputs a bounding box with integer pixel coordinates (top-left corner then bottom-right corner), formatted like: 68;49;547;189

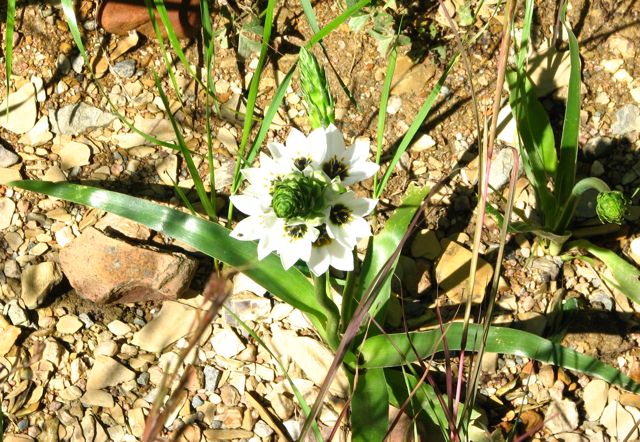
596;190;629;224
271;174;325;220
299;47;335;129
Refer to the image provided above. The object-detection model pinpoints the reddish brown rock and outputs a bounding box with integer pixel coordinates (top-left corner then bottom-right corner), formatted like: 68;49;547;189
59;227;197;304
97;0;201;39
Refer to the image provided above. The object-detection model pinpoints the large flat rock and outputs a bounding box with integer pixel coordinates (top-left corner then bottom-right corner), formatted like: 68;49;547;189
59;227;197;303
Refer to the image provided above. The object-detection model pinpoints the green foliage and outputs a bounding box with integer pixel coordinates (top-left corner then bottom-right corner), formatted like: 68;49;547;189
347;1;410;54
299;47;335;129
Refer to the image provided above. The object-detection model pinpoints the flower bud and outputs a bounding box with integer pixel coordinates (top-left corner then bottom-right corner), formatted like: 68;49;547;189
596;190;629;224
299;47;334;129
271;174;325;220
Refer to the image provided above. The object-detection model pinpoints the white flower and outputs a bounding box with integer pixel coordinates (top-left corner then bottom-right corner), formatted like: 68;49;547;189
268;220;320;270
325;191;377;248
241;152;293;199
268;127;328;172
320;125;379;185
307;226;354;275
229;194;280;259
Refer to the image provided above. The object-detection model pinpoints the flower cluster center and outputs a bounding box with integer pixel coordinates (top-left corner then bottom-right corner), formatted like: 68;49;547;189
329;204;352;225
271;174;324;220
322;156;349;181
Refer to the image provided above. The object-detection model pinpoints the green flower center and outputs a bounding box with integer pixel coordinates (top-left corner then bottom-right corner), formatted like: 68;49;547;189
596;190;629;225
271;174;325;220
329;204;352;225
322;156;349;181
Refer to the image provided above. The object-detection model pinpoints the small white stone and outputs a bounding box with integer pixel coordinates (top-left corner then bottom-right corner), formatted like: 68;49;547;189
56;315;84;334
30;75;46;102
0;197;16;230
210;328;244;358
58;141;91;170
386;96;402;115
0;82;37;134
107;320;132;336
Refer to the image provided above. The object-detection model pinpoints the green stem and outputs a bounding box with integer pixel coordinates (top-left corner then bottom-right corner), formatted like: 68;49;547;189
313;273;340;349
340;262;357;333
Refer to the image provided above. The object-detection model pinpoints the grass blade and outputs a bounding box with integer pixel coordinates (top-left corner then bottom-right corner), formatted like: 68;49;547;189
360;323;640;393
306;0;372;48
373;45;397;191
4;0;16;96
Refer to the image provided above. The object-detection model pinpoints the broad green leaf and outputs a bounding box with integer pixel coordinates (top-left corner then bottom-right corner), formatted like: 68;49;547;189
9;181;331;339
505;72;557;183
352;184;431;327
351;368;388;442
568;239;640;305
386;369;449;437
360;323;640;393
555;6;582;206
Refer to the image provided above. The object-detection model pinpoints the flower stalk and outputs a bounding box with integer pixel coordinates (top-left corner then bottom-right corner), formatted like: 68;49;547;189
299;47;335;129
313;273;340;349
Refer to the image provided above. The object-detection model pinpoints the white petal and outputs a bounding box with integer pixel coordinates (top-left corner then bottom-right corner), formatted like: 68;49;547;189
257;236;276;260
342;162;379;185
308;247;330;275
348;216;372;239
279;245;301;269
286;128;308;155
346;138;370;163
328;242;354;271
349;197;378;217
230;216;264;241
268;142;287;160
230;194;263;216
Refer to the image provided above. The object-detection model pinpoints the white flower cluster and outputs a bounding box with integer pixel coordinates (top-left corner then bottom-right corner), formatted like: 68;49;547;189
230;124;378;275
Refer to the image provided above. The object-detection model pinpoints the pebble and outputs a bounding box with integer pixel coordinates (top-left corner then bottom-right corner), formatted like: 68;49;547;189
107;320;132;336
95;340;119;357
544;399;579;433
56;315;84;334
155;154;178;186
192;395;204;408
583;379;609;421
611;104;640;136
56;54;71;75
136;372;149;386
253;420;274;438
410;134;436;152
78;313;95;328
386;95;402;114
50;102;116;135
203;365;221;392
601;400;639;439
0;197;16;230
58;141;91;170
223;292;272;326
0;82;37;134
489;147;520;190
7;301;29;326
114;116;176;148
71;55;84;74
0;167;22;185
86;355;135;390
410;229;441;260
217;127;238;154
29;242;49;256
0;145;20;167
131;301;199;352
210;328;245;358
434;241;493;303
18;116;54;147
111;59;136;78
4;259;21;279
21;262;63;309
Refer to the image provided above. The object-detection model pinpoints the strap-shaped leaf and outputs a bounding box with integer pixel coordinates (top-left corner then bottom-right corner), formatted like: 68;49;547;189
360;323;640;393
